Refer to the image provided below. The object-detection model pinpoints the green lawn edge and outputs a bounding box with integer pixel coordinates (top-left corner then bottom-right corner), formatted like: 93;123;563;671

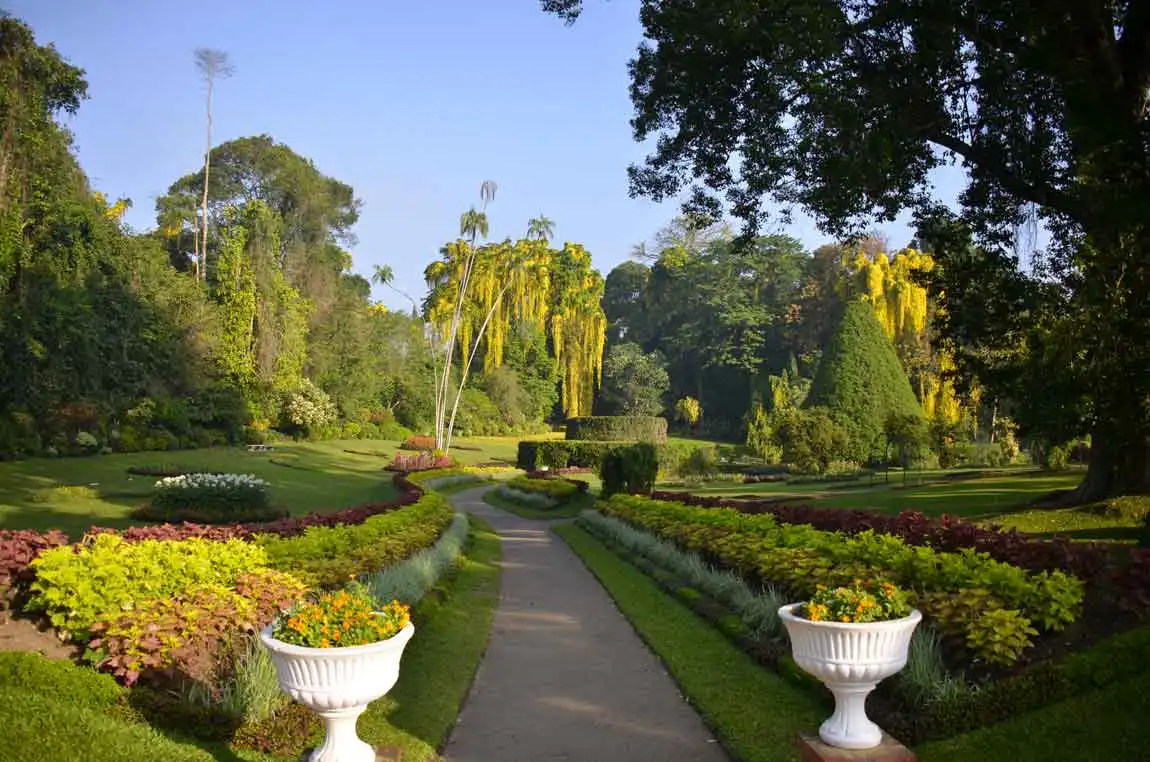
482;490;589;519
553;522;825;762
356;514;502;758
0;515;503;762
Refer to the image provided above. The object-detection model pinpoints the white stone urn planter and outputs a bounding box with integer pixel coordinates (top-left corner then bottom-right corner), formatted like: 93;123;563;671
779;603;921;750
261;622;415;762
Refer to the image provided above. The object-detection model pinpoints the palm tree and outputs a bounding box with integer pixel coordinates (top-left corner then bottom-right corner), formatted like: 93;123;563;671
526;215;556;242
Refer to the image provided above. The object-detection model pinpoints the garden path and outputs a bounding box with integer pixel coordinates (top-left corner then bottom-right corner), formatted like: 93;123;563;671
442;486;729;762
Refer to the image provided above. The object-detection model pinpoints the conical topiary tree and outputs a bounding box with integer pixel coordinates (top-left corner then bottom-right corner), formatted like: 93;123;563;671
805;299;924;464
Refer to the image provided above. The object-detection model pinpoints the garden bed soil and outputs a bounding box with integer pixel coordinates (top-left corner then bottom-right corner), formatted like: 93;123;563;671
0;614;79;660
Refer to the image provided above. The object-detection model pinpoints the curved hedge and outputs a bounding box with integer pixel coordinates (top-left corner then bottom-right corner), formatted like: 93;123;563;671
564;416;668;443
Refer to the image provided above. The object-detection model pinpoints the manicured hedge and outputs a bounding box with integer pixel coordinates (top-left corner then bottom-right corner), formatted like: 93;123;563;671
517;439;694;472
506;476;583;500
601;494;1085;665
564;416;668;443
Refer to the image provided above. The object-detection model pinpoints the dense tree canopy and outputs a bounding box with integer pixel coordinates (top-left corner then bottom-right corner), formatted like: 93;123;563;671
546;0;1150;498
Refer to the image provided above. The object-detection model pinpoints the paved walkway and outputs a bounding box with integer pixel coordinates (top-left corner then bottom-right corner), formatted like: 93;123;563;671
443;487;728;762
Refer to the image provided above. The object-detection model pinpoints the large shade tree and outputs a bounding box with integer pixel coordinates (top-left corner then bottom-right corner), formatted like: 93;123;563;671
545;0;1150;500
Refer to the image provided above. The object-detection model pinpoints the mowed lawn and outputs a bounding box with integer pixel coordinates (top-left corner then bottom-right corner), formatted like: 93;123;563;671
0;437;522;538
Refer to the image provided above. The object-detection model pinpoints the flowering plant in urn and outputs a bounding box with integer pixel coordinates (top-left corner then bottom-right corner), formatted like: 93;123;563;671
780;581;921;750
262;584;414;762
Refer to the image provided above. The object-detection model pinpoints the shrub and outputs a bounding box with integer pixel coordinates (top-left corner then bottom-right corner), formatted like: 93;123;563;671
0;529;69;610
135;473;285;525
281;379;337;436
675;445;720;481
779;407;849;474
387;451;455;472
805;299;925;463
565;416;668;443
365;512;469;605
648;490;1113;580
88;569;308;686
1088;495;1150;522
400;436;438;451
255;493;454;587
506;476;581;501
1043;442;1071;470
600;443;659;497
27;534;269;637
745;404;784;463
600;494;1085;664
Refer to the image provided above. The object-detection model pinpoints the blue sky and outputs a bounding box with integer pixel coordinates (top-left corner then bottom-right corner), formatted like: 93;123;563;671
15;0;961;308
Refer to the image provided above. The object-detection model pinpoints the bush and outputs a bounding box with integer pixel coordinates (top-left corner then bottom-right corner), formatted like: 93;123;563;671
0;529;69;610
255;493;454;587
88;569;308;686
1044;442;1071;470
601;494;1085;664
779;407;849;474
400;436;438;451
135;473;285;525
387;451;454;472
281;379;337;436
675;446;720;481
27;534;269;638
565;416;668;443
506;476;581;501
805;299;925;463
600;443;659;497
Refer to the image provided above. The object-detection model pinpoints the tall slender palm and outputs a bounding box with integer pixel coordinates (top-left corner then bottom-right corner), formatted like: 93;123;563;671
526;215;556;242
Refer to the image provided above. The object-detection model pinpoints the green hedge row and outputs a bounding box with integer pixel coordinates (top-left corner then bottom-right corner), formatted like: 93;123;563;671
517;439;695;472
564;416;668;443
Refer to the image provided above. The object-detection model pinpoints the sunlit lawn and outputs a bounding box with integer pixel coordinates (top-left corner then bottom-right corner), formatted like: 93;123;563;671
0;437;523;538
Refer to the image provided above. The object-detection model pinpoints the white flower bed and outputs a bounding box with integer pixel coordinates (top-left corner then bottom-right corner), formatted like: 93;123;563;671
155;473;269;491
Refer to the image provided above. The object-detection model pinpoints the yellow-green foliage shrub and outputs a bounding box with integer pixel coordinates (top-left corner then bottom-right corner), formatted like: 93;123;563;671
255;493;454;587
27;534;267;637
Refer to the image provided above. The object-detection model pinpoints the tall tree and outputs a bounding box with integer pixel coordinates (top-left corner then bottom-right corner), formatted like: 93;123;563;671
546;0;1150;499
192;48;234;281
526;215;556;242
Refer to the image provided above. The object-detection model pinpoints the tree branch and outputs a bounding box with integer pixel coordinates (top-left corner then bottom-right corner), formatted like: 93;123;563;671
1119;0;1150;118
926;131;1080;220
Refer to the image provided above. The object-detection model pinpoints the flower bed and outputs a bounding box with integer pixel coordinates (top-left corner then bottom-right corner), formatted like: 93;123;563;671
600;494;1084;666
133;473;287;524
648;490;1114;579
575;508;1150;744
386;451;455;472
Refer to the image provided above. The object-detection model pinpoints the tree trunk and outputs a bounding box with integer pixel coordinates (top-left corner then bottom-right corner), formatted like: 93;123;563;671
1073;413;1150;502
200;78;214;281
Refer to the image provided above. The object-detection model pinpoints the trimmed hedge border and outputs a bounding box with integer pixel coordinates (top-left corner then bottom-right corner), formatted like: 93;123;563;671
564;416;668;443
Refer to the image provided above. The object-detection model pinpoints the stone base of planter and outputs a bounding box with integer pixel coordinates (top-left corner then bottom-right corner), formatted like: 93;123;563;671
797;732;916;762
298;747;403;762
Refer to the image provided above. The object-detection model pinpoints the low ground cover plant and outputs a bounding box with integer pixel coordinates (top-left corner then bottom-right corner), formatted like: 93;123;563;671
506;476;582;500
133;473;286;524
600;494;1085;665
387;451;455;472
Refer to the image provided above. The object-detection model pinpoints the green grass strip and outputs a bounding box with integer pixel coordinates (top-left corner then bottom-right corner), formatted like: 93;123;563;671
554;522;824;762
917;670;1150;761
483;490;589;519
357;515;501;758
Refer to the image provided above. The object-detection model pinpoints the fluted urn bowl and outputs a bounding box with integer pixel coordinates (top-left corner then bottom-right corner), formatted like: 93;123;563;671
261;622;415;762
779;603;921;750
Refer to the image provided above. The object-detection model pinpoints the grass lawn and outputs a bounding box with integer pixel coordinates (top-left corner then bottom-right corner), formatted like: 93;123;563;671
555;522;825;762
0;514;502;762
917;670;1150;762
0;437;523;537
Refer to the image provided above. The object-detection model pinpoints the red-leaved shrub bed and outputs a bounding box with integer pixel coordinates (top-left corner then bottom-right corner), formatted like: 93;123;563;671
649;490;1114;579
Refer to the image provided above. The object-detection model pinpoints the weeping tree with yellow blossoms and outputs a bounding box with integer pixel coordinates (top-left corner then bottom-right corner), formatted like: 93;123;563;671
420;182;606;453
845;247;964;427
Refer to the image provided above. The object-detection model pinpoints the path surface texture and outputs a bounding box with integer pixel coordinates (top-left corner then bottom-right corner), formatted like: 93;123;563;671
443;487;728;762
